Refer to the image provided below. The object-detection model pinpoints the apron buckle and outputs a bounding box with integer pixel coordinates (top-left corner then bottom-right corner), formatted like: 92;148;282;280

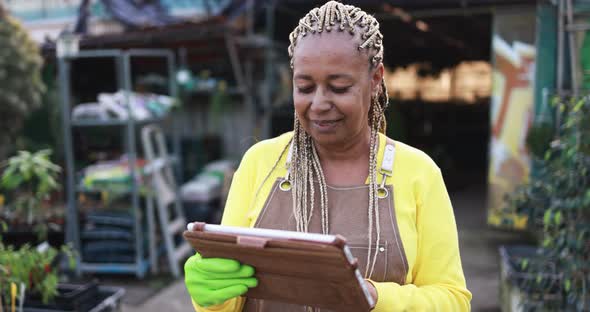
377;172;390;199
377;186;389;199
279;178;292;191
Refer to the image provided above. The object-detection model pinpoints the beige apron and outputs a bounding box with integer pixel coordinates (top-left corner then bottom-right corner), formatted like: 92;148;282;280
243;139;408;312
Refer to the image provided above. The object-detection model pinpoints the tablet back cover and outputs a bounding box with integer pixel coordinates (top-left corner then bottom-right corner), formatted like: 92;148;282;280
183;225;373;311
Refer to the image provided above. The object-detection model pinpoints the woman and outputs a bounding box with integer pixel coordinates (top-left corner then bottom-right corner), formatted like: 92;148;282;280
184;2;471;311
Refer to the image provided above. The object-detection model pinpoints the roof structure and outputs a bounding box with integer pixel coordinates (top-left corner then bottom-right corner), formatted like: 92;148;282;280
43;0;536;71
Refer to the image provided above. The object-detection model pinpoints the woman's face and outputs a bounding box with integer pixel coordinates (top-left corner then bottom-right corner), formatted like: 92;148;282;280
292;31;383;148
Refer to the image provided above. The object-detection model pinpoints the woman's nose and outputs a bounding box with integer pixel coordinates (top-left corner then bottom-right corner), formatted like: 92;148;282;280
310;88;332;112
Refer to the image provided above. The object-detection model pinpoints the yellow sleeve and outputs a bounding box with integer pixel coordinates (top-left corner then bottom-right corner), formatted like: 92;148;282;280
371;166;471;312
192;298;245;312
190;149;258;312
221;147;257;227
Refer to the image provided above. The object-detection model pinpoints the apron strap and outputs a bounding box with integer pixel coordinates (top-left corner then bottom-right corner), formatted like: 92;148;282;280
378;141;396;198
286;139;294;169
284;139;295;178
380;142;396;177
278;140;295;191
283;138;396;190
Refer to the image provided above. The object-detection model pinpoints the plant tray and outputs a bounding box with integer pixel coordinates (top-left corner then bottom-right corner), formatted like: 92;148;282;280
23;282;98;312
499;245;563;310
499;245;562;288
0;229;65;248
10;285;125;312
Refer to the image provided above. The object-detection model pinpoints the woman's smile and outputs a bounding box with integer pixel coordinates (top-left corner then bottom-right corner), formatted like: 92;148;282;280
310;118;344;132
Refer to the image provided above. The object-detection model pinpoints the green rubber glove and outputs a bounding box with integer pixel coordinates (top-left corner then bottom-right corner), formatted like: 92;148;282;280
184;253;258;307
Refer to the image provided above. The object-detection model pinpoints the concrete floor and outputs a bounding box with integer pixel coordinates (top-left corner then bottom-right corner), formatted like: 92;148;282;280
453;185;530;312
123;280;193;312
114;184;528;312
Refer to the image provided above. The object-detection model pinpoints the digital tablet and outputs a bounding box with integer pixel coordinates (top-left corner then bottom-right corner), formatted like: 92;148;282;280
183;222;375;311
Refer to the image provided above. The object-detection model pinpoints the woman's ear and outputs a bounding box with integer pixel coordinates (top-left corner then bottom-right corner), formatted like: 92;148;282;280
371;63;384;94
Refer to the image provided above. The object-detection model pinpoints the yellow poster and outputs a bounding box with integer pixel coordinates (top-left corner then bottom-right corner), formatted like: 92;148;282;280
487;35;536;229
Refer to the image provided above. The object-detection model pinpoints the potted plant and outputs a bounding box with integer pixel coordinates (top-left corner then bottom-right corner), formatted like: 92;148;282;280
0;149;64;246
0;150;125;312
0;149;73;311
0;238;125;312
500;94;590;311
0;239;76;311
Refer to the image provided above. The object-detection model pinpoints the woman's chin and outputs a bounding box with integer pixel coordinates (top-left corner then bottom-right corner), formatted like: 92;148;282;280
308;130;346;147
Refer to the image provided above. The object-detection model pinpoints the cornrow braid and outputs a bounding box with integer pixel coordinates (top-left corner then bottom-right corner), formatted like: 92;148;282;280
367;96;383;278
288;1;389;279
288;1;384;67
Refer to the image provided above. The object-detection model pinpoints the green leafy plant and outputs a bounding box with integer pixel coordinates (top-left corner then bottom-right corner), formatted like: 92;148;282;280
0;242;76;306
525;121;555;160
0;149;61;238
0;8;46;160
503;94;590;310
0;146;76;309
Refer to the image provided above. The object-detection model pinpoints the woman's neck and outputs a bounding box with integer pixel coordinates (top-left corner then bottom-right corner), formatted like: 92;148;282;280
314;129;372;164
313;130;373;186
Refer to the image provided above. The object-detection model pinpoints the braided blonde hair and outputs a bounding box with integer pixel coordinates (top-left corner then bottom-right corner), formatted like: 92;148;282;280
288;1;390;278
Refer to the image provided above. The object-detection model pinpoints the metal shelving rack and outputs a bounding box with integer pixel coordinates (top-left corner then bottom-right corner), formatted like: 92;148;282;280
59;49;177;278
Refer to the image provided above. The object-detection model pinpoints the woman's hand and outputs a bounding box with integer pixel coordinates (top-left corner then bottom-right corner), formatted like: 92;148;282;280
184;253;258;307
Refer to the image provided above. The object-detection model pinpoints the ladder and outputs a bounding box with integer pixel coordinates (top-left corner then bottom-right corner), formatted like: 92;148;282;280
142;124;192;277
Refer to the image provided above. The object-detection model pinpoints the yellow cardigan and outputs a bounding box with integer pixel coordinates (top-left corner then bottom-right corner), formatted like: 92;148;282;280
193;132;471;312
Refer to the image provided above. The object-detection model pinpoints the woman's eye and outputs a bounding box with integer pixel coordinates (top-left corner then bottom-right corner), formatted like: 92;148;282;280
297;86;315;94
331;86;350;94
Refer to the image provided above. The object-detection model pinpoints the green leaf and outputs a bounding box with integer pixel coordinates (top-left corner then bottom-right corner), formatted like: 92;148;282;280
551;96;560;107
1;165;16;180
33;157;52;168
565;279;571;292
573;99;584;112
35;149;51;158
1;174;23;189
19;162;32;180
542;238;551;248
520;259;529;270
17;150;31;158
34;166;49;178
47;176;58;188
544;209;552;227
8;157;21;167
33;154;60;172
554;211;562;225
